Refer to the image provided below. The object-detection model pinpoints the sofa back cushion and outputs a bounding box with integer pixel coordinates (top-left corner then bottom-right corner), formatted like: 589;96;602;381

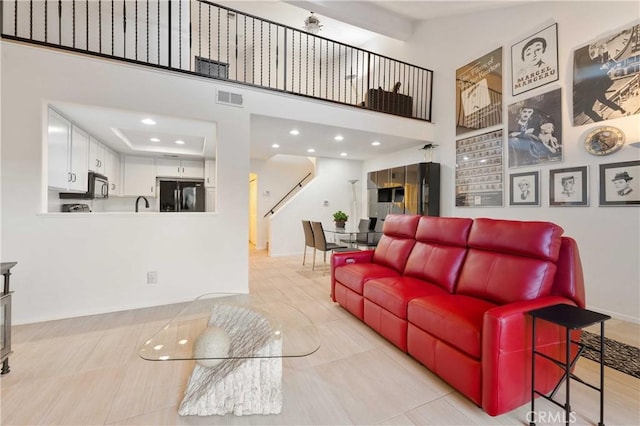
403;217;473;292
372;214;420;273
455;218;564;304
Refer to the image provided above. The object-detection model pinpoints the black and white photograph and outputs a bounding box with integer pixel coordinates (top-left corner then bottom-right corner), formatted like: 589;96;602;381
573;21;640;125
599;160;640;206
509;171;540;206
549;166;588;206
508;88;563;168
455;130;504;207
512;23;559;96
456;47;503;135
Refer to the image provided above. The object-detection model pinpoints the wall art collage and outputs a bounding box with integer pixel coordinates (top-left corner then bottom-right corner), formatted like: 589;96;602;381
454;20;639;207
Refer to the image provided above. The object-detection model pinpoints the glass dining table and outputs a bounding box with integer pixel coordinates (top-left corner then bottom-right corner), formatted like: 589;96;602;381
324;225;381;248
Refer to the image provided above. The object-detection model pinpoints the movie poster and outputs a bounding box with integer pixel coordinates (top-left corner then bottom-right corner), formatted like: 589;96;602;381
573;22;640;125
511;23;559;96
456;48;503;135
507;88;563;168
455;129;504;207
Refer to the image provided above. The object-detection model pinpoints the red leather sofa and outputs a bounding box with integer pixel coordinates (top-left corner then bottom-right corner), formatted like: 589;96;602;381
331;214;585;416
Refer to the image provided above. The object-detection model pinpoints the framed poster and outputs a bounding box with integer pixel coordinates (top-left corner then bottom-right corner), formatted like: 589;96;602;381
573;21;639;125
507;88;563;168
549;166;588;206
455;47;503;136
599;160;640;206
512;23;559;96
509;171;540;206
455;129;503;207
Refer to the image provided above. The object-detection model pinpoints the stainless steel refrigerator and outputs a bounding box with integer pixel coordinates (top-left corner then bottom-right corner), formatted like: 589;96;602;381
159;179;205;212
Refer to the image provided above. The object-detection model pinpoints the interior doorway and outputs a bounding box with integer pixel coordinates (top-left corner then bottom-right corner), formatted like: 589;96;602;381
249;173;258;246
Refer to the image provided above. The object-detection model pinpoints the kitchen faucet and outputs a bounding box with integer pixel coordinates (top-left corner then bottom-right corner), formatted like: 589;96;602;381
135;196;150;212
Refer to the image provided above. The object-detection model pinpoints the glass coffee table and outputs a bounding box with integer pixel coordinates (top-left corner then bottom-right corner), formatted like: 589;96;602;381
139;293;320;416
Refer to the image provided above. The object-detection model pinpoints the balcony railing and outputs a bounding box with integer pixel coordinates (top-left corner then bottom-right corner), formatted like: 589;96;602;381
1;0;433;121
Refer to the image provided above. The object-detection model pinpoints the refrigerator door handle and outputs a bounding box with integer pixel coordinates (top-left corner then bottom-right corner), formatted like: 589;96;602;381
174;189;180;212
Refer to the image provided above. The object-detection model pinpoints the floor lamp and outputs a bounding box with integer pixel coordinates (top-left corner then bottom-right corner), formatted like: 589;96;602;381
348;179;359;223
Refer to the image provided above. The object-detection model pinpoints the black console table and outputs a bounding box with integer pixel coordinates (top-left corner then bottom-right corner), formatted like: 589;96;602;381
1;262;17;375
528;304;610;426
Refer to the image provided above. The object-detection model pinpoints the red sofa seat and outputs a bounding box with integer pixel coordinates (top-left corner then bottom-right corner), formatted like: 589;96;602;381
331;215;586;416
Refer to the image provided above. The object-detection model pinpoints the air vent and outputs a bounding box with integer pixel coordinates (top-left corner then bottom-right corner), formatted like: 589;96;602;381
163;154;180;158
216;90;244;107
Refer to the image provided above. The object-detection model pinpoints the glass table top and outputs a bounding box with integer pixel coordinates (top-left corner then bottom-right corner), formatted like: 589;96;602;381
139;293;320;362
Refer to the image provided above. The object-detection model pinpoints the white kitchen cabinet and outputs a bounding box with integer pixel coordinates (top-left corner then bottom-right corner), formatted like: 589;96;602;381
47;109;88;192
123;156;156;197
156;159;204;179
205;188;216;212
89;137;105;174
104;149;121;196
204;159;216;188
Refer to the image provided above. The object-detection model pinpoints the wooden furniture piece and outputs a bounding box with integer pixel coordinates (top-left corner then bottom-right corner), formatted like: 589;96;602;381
1;261;17;375
528;304;611;426
364;88;413;117
310;222;352;275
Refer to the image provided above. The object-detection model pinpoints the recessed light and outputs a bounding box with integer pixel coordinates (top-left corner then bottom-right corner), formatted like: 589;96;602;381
141;118;156;125
272;143;280;148
150;137;160;142
175;140;185;145
307;148;315;153
334;135;344;141
289;129;299;135
340;152;347;156
371;141;381;146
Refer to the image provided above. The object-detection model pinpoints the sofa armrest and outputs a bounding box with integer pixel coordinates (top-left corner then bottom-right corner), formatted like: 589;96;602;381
330;250;375;301
481;296;579;416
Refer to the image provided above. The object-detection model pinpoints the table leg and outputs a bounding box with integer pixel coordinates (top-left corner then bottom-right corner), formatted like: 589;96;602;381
530;317;536;426
599;322;605;426
565;327;571;426
1;359;9;375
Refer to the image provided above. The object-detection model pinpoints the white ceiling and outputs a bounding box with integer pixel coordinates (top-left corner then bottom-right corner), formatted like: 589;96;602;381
51;1;526;162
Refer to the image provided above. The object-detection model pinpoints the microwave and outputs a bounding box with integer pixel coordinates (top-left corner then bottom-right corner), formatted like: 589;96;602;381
60;172;109;200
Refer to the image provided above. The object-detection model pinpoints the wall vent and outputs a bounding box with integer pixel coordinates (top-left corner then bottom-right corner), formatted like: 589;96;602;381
216;90;244;107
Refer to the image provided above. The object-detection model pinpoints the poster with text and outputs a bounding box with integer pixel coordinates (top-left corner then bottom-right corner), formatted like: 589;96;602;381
507;88;563;168
456;47;503;135
455;129;504;207
573;22;639;125
512;23;559;96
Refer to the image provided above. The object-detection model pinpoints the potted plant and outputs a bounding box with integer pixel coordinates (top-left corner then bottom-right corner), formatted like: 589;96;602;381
333;210;349;228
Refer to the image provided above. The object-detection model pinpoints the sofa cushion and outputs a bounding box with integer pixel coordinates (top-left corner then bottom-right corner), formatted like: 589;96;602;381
364;276;448;318
415;216;473;247
334;263;400;295
408;294;497;359
468;218;564;261
372;214;420;273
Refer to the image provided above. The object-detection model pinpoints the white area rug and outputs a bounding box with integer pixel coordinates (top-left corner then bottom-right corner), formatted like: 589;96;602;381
178;304;283;416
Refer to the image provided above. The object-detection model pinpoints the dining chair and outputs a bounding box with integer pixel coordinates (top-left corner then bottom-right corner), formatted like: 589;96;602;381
356;218;384;249
340;218;371;247
302;220;315;266
310;221;351;275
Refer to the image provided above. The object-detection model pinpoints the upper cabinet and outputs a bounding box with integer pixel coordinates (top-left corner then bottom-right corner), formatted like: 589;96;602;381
204;160;216;188
123;156;156;197
47;109;89;192
156;159;204;179
89;137;106;174
104;149;121;196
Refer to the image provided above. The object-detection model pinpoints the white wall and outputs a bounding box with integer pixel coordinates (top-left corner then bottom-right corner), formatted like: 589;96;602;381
269;157;362;256
365;2;640;322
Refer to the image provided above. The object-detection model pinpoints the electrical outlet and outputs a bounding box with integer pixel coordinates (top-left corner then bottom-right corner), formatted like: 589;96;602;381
147;271;158;284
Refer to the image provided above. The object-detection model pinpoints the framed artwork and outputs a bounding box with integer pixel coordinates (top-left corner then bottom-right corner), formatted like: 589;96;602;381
509;171;539;206
512;23;559;96
572;21;639;125
455;129;504;207
507;88;563;168
549;166;588;206
599;160;640;206
455;47;503;136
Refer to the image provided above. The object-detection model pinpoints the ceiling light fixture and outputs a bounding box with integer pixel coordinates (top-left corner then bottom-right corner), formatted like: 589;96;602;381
371;141;381;146
150;137;160;142
307;148;315;153
272;143;280;148
340;152;347;157
175;140;185;145
141;118;156;125
289;129;299;135
334;135;344;141
303;12;322;35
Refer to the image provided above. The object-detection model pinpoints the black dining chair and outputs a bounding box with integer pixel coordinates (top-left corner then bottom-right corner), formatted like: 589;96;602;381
339;218;371;247
310;221;352;275
302;220;315;266
357;218;383;249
